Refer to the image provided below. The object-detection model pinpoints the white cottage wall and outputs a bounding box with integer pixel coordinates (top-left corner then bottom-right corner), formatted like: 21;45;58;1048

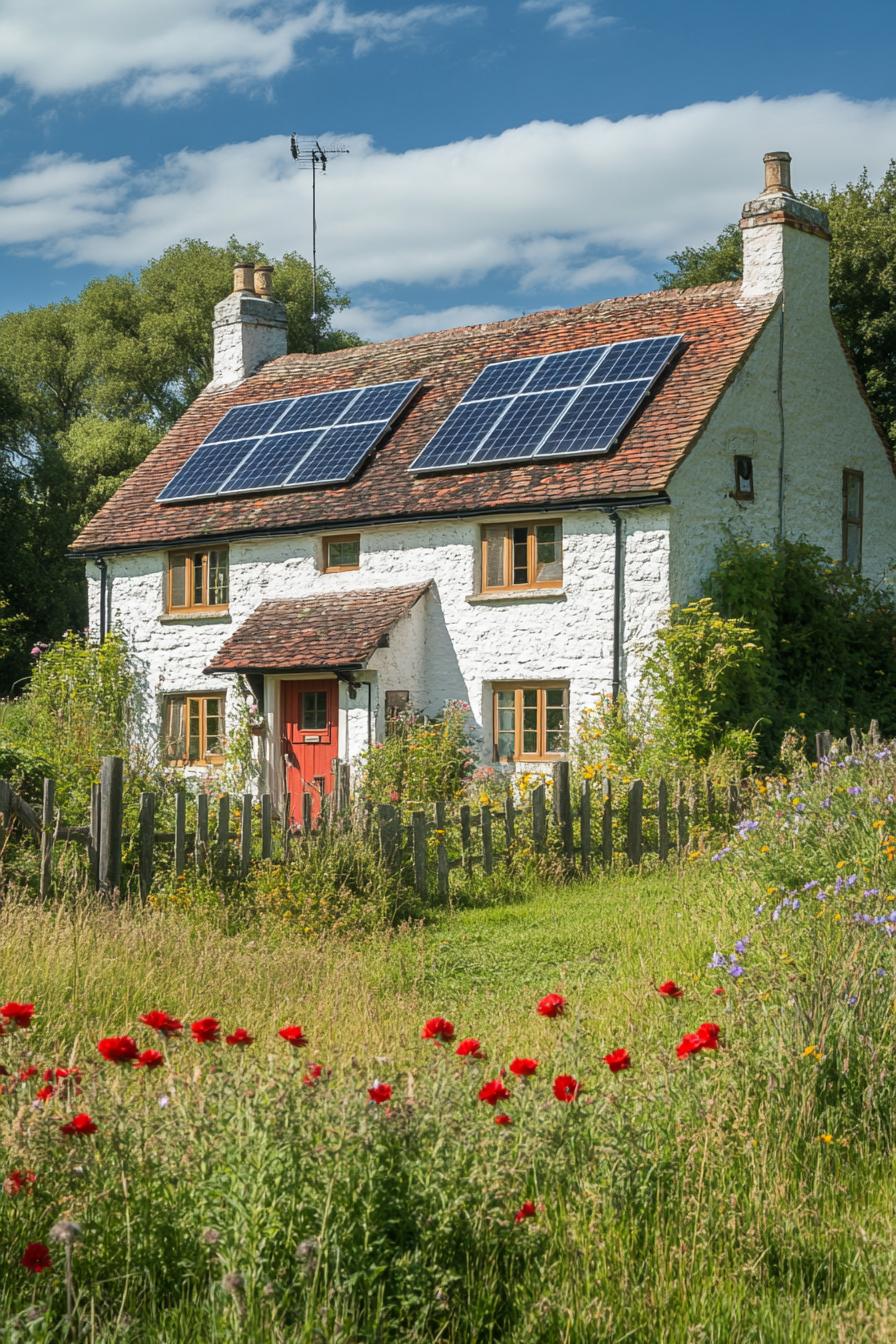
86;504;673;775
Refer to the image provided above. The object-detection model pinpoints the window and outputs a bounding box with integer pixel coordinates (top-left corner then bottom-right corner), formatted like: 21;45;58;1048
733;455;754;500
842;469;863;570
481;521;562;592
163;695;225;765
167;548;229;612
301;690;329;730
493;684;568;761
323;534;361;572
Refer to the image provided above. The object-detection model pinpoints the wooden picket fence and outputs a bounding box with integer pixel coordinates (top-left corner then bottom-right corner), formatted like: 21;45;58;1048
0;726;865;902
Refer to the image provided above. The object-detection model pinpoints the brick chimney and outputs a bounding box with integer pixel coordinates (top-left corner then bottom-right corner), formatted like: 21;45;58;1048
211;261;288;387
740;152;831;305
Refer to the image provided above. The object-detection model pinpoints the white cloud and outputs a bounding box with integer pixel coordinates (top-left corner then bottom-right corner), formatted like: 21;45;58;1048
0;1;478;104
521;0;616;36
2;92;896;340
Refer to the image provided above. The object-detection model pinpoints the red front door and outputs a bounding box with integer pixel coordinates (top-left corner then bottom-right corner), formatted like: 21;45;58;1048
281;680;339;827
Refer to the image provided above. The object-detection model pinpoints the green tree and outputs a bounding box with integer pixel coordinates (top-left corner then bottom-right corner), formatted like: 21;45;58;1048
657;163;896;443
0;239;360;691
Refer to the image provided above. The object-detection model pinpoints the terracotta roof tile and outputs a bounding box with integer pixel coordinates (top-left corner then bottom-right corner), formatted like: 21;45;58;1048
204;583;430;673
72;283;775;554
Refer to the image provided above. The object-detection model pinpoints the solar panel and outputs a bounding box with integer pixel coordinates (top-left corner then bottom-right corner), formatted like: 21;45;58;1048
410;334;682;474
158;378;420;503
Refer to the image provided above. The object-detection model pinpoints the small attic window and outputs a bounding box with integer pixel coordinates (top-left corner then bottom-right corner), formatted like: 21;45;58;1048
733;455;754;501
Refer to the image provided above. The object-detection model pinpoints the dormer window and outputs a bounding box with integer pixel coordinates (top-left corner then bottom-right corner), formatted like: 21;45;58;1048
166;547;229;612
733;455;754;500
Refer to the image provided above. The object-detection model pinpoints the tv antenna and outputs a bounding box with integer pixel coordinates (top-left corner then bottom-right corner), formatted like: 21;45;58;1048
290;134;349;352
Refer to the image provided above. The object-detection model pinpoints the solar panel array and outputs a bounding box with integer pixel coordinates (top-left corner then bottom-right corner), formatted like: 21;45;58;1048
158;380;421;502
409;334;682;474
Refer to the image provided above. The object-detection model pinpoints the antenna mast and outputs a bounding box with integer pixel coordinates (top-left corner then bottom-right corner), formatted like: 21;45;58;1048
289;134;349;353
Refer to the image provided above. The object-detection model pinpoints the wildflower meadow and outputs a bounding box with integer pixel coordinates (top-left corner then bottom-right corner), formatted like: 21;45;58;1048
2;735;896;1341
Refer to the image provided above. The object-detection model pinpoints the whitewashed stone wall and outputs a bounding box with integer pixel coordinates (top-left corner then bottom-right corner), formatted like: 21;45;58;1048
86;505;670;783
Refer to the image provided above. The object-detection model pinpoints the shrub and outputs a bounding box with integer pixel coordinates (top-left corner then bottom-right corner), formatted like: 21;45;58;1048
707;536;896;752
360;701;474;806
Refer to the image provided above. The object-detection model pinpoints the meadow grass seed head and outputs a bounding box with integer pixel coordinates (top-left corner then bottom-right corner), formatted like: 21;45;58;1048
50;1220;82;1244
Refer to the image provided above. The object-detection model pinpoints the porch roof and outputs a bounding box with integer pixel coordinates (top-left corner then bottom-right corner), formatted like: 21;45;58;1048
204;583;430;674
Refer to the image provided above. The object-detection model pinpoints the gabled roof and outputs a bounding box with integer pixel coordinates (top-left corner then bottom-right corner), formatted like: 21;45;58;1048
204;583;430;674
72;282;775;555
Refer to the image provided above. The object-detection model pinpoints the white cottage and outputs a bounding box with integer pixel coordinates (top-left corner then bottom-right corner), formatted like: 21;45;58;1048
72;152;896;822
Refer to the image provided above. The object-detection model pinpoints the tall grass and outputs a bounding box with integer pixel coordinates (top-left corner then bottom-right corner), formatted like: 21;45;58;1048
1;738;895;1341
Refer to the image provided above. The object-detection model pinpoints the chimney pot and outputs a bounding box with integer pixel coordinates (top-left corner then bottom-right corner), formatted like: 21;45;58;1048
254;263;274;299
762;151;794;197
232;262;255;294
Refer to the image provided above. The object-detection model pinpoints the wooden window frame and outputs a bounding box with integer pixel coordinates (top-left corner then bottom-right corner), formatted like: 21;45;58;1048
162;694;225;766
733;454;754;501
166;547;229;613
492;682;569;762
480;520;563;593
323;533;361;573
842;469;864;570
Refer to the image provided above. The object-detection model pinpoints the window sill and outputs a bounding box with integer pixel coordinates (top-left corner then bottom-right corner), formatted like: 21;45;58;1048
159;611;232;625
466;589;566;605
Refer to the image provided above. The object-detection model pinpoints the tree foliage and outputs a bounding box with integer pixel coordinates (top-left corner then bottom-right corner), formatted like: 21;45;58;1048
657;163;896;443
0;239;359;691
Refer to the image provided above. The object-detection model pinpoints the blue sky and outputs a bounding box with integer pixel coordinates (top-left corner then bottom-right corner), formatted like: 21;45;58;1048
1;0;895;341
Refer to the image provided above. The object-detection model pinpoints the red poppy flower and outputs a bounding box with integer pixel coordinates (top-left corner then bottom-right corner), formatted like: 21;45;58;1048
1;1002;34;1028
478;1077;511;1106
140;1010;182;1036
656;981;684;998
134;1049;164;1070
552;1074;580;1102
494;1113;513;1126
603;1048;631;1073
537;993;566;1018
421;1017;455;1043
97;1035;139;1063
509;1057;538;1077
676;1032;704;1059
455;1038;485;1059
191;1018;220;1044
368;1082;392;1104
21;1242;51;1273
279;1025;308;1048
697;1022;721;1050
18;1066;37;1081
4;1170;36;1196
34;1085;54;1102
43;1067;80;1083
712;987;726;997
60;1112;97;1136
514;1201;537;1223
302;1062;324;1086
225;1028;253;1047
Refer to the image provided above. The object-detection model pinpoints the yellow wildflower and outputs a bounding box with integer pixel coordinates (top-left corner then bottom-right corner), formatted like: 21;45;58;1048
872;819;885;830
759;844;770;854
818;1133;833;1144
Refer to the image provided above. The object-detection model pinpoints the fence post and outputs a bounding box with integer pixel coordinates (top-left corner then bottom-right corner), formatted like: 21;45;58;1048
174;789;187;877
727;781;740;824
459;804;473;877
377;803;401;872
676;782;689;853
195;793;209;872
98;755;123;896
626;779;643;866
504;794;515;855
412;810;428;897
601;778;613;865
815;730;832;762
531;784;547;853
553;762;574;864
139;792;156;899
282;793;292;863
216;795;231;877
704;778;715;829
302;792;313;834
580;779;592;874
868;719;880;747
481;806;494;875
39;778;55;901
657;778;669;862
240;795;253;879
261;793;273;860
89;782;101;889
0;779;11;833
334;761;350;815
435;800;449;900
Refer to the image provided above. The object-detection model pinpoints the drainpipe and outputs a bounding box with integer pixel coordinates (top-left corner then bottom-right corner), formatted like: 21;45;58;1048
94;557;108;643
607;509;624;702
367;679;374;747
